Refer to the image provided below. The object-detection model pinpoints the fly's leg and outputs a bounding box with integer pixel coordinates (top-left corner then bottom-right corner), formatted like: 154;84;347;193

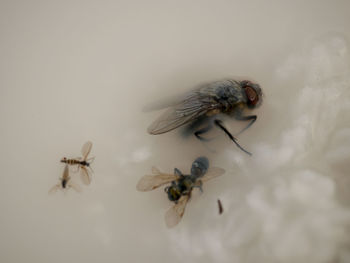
193;180;203;193
193;122;218;153
174;168;184;178
72;165;80;173
87;156;95;163
164;186;170;193
214;119;252;156
88;166;94;173
194;124;213;142
235;115;257;135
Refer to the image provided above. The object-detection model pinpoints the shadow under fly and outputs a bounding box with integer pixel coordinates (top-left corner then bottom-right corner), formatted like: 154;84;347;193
147;79;262;155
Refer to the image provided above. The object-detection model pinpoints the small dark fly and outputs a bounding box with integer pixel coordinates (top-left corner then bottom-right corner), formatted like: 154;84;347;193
136;157;225;227
49;164;81;193
61;141;94;185
147;79;262;155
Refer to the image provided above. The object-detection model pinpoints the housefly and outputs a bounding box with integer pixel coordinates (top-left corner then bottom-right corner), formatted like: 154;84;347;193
136;157;225;228
147;79;262;155
49;164;81;193
61;141;94;185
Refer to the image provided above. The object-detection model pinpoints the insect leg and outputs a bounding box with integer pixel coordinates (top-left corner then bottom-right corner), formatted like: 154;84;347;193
234;115;257;135
88;165;94;173
194;124;214;142
174;168;184;177
68;165;79;173
86;156;95;164
164;186;170;193
193;180;203;193
214;119;252;156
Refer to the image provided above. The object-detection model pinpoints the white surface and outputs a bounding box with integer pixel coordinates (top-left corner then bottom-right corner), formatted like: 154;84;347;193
1;1;350;263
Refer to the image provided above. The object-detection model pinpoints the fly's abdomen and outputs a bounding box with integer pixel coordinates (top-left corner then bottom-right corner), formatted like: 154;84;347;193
62;179;67;188
62;159;80;165
191;157;209;178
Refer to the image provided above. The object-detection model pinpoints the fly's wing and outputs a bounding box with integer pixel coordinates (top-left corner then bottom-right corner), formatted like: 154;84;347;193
147;89;221;134
86;156;95;164
200;167;225;182
68;181;82;192
62;164;69;179
136;167;179;192
165;195;190;228
81;141;93;160
80;167;91;185
151;166;161;174
48;184;60;194
143;93;186;112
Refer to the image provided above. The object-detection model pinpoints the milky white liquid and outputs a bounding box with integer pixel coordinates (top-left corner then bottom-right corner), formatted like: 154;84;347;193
1;1;350;262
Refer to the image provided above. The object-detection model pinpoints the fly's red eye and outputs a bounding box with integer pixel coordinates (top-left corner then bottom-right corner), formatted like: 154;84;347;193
244;86;258;106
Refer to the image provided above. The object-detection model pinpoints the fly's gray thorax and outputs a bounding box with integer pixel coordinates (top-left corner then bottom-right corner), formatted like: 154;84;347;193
188;174;199;182
176;176;194;193
215;84;247;113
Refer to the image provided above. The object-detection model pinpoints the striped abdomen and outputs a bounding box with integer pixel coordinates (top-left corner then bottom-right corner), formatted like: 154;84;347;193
61;158;81;165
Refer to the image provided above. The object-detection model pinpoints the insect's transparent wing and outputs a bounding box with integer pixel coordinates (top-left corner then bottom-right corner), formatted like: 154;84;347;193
200;167;225;182
61;165;71;181
68;181;82;192
81;141;93;160
48;184;60;194
136;173;178;192
143;93;187;112
151;166;161;174
165;195;190;228
80;167;91;185
71;164;80;173
86;156;95;164
147;91;220;135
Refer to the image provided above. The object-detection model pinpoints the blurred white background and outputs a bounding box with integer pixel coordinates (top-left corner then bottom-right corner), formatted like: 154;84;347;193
1;1;350;262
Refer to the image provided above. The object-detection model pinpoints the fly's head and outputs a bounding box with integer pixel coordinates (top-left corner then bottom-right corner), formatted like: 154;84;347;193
61;157;67;163
240;80;262;108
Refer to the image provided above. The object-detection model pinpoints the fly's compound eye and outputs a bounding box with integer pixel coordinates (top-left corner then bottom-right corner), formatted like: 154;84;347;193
241;80;262;108
243;85;260;107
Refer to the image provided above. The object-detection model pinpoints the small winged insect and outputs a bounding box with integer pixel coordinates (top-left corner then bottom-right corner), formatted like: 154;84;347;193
147;79;262;155
49;165;81;193
61;141;94;185
137;157;225;228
